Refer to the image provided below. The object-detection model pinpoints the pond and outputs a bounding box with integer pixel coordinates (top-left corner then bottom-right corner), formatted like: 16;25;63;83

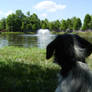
0;32;92;49
0;32;55;48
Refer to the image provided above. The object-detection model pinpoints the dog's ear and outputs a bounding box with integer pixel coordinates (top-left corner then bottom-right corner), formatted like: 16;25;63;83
46;39;56;59
76;35;92;57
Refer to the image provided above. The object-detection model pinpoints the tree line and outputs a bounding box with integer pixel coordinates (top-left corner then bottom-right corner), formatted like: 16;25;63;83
0;9;92;33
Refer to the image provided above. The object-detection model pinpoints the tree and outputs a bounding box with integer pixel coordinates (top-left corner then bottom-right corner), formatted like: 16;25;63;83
0;18;6;31
53;20;60;31
6;10;25;32
82;14;91;30
6;14;16;32
73;18;82;30
60;19;67;31
48;22;54;31
15;10;25;32
30;13;40;32
32;24;37;31
66;19;73;31
16;10;24;18
2;9;91;33
40;19;49;29
26;11;30;17
26;23;32;31
89;21;92;30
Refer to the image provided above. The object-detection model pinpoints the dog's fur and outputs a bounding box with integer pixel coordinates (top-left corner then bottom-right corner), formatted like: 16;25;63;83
46;33;92;92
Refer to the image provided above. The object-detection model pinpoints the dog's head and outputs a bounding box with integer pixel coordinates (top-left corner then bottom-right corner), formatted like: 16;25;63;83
46;34;92;67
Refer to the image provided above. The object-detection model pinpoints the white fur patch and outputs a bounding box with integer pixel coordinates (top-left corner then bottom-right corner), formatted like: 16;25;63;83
55;62;92;92
74;43;85;59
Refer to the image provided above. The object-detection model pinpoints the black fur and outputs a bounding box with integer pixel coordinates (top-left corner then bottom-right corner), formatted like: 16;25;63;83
46;33;92;92
46;33;92;77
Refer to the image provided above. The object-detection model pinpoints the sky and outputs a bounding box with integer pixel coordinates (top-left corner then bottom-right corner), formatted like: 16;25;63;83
0;0;92;22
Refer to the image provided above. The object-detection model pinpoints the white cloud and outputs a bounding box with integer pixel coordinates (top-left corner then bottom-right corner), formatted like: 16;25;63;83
34;1;66;12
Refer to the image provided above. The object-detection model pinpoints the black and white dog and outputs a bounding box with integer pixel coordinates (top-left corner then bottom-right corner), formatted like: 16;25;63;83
46;33;92;92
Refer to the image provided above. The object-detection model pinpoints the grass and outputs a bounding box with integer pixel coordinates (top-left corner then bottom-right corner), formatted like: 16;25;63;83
52;31;92;36
1;32;24;35
0;32;35;35
0;46;92;92
0;46;60;92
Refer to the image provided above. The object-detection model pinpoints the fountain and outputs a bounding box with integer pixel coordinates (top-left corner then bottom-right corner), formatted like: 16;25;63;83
37;29;54;48
37;29;50;36
19;29;55;48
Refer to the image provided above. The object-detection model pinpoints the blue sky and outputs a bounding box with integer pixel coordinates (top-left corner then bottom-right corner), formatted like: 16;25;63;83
0;0;92;22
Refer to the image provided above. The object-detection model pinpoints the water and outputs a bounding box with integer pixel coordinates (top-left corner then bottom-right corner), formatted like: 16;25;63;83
0;29;56;48
37;29;55;48
0;31;92;49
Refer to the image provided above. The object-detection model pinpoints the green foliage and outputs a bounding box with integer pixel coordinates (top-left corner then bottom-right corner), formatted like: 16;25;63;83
82;14;91;30
0;18;6;31
0;9;92;32
6;14;16;32
66;18;73;31
73;18;82;30
89;21;92;29
26;11;30;17
30;13;41;32
6;10;25;32
52;20;60;32
60;19;67;31
40;19;49;29
5;10;41;33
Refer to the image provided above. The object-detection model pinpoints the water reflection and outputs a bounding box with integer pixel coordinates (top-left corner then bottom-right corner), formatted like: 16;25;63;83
0;33;92;49
0;33;55;48
0;38;8;48
37;35;55;48
37;29;55;48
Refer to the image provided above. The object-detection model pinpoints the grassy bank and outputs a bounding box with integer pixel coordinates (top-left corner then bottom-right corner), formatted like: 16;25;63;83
0;32;35;35
0;46;92;92
1;31;92;35
0;46;60;92
52;31;92;36
0;32;24;35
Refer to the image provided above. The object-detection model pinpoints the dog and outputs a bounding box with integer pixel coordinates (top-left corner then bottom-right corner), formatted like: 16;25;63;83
46;33;92;92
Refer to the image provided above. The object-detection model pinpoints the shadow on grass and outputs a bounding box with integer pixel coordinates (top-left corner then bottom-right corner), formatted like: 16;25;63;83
0;61;59;92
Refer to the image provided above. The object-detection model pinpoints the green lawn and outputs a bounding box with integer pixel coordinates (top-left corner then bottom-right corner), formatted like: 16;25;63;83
0;46;92;92
0;46;60;92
